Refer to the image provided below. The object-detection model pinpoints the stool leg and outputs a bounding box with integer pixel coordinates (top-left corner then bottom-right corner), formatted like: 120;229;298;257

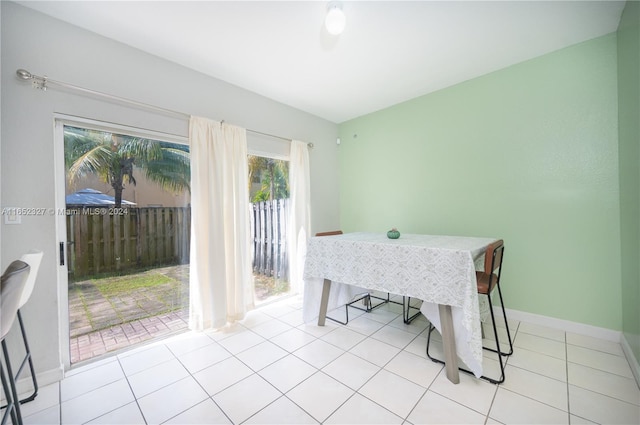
0;362;18;425
16;311;37;404
487;294;506;384
1;341;22;425
495;285;514;356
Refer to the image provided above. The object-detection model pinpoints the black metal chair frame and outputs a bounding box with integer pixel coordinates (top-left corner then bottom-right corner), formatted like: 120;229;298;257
325;292;389;325
402;297;422;324
12;310;38;404
1;362;18;425
1;260;30;425
0;253;40;409
0;313;38;410
326;293;423;326
425;241;513;384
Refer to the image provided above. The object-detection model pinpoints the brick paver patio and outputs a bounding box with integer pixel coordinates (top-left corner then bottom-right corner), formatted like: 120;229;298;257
70;309;189;363
68;265;190;364
68;265;286;364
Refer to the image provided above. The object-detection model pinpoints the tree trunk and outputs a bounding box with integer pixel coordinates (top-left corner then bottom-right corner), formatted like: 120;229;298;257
113;184;123;208
112;172;124;208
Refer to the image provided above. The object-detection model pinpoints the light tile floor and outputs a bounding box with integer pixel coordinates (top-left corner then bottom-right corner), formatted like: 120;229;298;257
17;295;640;424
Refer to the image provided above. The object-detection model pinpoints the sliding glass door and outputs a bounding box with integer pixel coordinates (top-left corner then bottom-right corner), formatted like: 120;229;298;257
56;118;190;365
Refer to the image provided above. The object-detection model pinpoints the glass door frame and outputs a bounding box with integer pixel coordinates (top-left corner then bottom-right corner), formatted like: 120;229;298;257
53;113;188;370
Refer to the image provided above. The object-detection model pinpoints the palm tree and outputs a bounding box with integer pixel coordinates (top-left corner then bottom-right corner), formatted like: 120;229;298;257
65;126;190;207
247;155;289;202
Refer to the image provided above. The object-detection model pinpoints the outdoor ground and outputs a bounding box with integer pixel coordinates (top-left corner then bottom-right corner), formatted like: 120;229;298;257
68;265;289;364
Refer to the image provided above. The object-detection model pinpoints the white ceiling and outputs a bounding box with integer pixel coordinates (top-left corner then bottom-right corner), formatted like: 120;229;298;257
18;1;626;123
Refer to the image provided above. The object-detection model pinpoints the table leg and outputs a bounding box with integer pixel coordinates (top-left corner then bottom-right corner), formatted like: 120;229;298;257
438;304;460;384
317;278;332;326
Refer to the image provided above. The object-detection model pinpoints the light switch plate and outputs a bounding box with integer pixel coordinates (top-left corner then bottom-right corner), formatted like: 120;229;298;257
3;208;22;225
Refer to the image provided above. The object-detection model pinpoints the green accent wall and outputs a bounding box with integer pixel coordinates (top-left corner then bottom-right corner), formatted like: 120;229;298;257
339;34;621;329
618;1;640;363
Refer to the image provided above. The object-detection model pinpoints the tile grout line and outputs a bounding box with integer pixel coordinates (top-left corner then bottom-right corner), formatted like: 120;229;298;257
483;320;521;423
347;316;435;423
116;355;149;425
148;337;232;424
228;322;319;423
258;308;410;423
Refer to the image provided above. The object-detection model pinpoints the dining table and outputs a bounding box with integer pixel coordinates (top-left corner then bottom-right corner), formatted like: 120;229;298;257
302;231;497;384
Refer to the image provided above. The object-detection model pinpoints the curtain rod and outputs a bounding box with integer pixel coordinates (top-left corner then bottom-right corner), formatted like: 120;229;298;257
15;69;314;148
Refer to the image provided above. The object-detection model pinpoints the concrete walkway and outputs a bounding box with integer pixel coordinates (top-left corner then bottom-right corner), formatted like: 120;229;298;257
68;265;189;364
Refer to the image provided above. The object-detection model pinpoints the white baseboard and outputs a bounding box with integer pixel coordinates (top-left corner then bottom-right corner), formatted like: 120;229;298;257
1;364;64;404
505;308;621;342
621;334;640;386
506;307;640;388
14;364;64;397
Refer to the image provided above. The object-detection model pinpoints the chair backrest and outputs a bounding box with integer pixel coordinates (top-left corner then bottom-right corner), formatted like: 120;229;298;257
483;239;505;284
18;250;43;309
1;260;30;339
315;230;343;237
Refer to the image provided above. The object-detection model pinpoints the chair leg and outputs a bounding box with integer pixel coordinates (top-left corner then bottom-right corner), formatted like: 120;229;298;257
485;293;506;384
495;285;514;356
366;292;391;311
426;304;510;385
0;362;18;425
425;324;442;364
325;305;350;325
425;324;477;377
326;292;385;325
0;311;38;410
403;297;421;324
327;292;419;326
482;291;513;357
1;341;23;425
15;311;37;404
325;294;369;325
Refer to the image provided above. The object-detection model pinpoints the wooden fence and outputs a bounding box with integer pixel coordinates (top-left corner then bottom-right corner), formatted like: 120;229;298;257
67;207;191;280
250;199;289;279
68;201;287;281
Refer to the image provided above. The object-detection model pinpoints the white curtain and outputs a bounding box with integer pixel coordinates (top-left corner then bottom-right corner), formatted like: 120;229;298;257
288;140;311;295
189;116;254;330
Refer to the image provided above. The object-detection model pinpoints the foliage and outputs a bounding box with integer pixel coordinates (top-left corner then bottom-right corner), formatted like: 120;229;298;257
64;126;190;207
92;272;175;296
248;155;289;202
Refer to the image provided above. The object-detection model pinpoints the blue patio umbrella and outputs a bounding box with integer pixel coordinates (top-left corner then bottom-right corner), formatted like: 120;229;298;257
65;188;136;207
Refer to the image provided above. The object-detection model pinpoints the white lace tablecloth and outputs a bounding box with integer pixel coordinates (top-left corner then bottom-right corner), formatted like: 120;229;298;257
302;232;496;377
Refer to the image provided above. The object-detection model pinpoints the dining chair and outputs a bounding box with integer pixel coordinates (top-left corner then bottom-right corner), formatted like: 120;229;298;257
1;260;31;425
426;239;513;384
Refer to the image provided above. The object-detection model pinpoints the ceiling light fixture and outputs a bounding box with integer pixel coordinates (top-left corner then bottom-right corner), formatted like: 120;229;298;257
325;2;346;35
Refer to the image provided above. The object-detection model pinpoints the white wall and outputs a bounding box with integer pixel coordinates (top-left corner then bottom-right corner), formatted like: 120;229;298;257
1;1;340;380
